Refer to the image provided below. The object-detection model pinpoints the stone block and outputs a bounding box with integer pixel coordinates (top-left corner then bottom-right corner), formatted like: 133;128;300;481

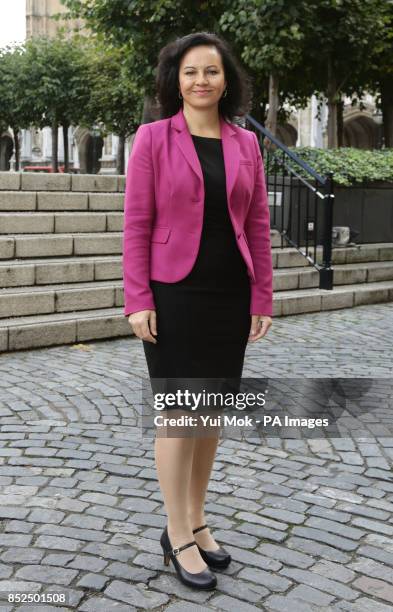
54;213;106;233
38;192;88;211
355;288;390;305
0;237;15;259
118;176;125;192
77;314;130;341
321;291;353;310
0;263;35;287
15;236;73;258
35;261;95;284
8;320;76;350
94;259;122;280
0;292;54;318
0;172;21;190
0;328;8;351
0;192;36;211
71;175;117;192
89;193;124;210
74;235;121;255
106;213;123;231
21;173;71;191
55;287;115;312
280;294;321;315
0;213;54;234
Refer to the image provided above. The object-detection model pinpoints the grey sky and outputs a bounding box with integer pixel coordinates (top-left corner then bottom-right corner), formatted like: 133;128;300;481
0;0;25;48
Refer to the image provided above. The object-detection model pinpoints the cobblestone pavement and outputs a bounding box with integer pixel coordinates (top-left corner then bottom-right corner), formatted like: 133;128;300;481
1;302;393;611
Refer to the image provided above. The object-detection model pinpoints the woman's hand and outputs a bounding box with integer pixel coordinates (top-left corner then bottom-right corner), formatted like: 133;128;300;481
248;314;272;343
128;310;157;344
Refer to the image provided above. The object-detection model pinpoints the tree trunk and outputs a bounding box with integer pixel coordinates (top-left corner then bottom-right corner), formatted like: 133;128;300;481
63;123;69;173
142;94;159;123
51;119;58;172
13;127;20;171
327;55;338;148
266;72;279;136
116;134;125;175
381;78;393;147
337;99;344;147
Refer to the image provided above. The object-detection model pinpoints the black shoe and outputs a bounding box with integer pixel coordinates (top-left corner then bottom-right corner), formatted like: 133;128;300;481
192;524;231;569
160;526;217;590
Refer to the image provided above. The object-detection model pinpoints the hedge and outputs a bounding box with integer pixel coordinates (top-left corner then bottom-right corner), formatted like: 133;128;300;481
281;147;393;187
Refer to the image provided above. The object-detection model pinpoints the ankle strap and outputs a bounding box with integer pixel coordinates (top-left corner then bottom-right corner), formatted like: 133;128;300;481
192;524;208;534
172;540;197;556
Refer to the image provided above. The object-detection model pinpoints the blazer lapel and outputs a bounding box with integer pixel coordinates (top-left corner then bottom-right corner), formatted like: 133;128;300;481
170;107;240;209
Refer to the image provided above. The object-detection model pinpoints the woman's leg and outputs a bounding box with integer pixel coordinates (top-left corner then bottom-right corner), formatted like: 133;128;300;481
188;432;222;551
154;423;208;573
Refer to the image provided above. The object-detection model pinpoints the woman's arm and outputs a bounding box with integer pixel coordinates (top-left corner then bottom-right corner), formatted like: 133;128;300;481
244;131;274;317
122;124;156;317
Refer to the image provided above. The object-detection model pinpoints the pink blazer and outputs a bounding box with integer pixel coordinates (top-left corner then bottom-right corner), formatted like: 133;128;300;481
122;106;273;317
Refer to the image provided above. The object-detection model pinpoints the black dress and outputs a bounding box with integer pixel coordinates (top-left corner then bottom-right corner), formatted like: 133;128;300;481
142;135;251;407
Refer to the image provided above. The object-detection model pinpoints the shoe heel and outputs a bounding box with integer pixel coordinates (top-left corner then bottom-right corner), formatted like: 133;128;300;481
163;552;170;566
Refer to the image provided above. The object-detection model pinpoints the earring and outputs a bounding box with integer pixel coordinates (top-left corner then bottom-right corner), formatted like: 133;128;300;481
223;88;228;97
178;90;183;99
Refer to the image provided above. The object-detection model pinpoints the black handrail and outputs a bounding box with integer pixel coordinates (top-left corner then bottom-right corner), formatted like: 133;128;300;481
245;113;334;290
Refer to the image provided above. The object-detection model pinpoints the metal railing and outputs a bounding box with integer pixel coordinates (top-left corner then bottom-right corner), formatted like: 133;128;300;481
245;114;334;290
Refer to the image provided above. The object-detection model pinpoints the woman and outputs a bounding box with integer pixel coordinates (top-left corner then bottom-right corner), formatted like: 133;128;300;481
122;32;273;590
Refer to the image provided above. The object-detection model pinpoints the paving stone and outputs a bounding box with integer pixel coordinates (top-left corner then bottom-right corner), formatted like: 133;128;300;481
256;543;314;568
34;535;84;552
14;564;78;585
0;547;45;564
27;508;66;524
79;596;136;611
76;572;110;590
223;545;282;571
148;573;213;604
265;594;330;612
352;576;393;604
304;516;365;539
286;536;351;563
209;594;261;612
104;580;169;608
278;567;358;600
67;553;108;572
291;526;359;551
289;584;335;606
347;556;393;583
238;567;292;591
235;522;287;543
42;553;76;566
357;544;393;567
103;561;155;583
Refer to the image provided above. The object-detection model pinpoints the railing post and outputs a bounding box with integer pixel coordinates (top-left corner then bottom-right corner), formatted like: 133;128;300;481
319;171;334;290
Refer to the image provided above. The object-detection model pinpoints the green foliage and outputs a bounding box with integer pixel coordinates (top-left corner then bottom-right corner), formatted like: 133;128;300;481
80;40;143;137
288;146;393;186
23;34;91;128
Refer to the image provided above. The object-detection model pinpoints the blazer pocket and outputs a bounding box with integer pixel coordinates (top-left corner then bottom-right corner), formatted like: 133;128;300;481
151;226;171;243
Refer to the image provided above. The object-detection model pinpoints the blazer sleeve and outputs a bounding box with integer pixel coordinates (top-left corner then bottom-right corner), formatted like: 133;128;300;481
122;123;156;317
244;131;274;317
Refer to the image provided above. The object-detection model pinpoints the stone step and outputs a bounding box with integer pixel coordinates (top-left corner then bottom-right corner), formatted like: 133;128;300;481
0;233;123;258
0;190;124;211
1;279;393;352
0;230;279;259
2;255;393;291
0;211;124;233
0;255;121;287
274;279;393;315
0;279;123;318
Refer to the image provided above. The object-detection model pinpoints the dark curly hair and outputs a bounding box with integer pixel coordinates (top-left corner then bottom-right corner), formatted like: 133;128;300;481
155;32;253;122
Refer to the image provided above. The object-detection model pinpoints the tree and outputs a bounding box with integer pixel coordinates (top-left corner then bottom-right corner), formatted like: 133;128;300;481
23;34;91;171
79;40;143;174
0;44;36;170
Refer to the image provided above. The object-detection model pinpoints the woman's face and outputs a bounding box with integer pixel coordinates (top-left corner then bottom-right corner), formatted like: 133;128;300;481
178;45;227;110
